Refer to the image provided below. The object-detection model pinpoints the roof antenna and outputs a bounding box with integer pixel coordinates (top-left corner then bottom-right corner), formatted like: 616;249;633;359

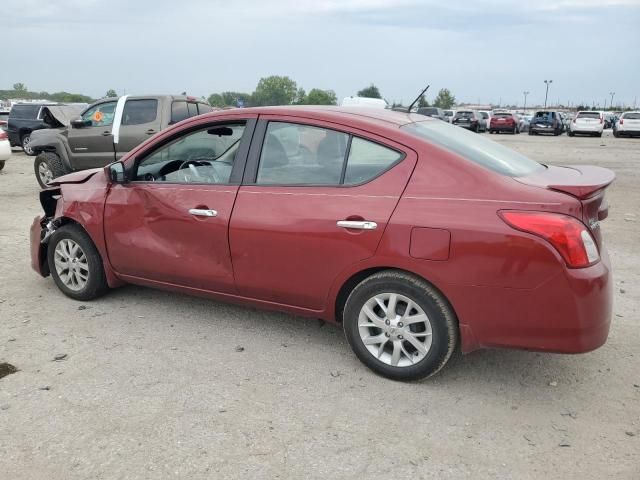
407;85;430;113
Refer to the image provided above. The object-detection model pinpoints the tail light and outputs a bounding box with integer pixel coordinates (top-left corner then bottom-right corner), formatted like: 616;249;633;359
499;211;599;268
620;118;624;125
573;118;577;123
600;117;603;124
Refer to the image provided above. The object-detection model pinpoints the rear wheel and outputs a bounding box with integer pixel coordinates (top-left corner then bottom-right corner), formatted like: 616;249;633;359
0;160;4;171
22;134;35;155
34;152;67;188
47;224;108;301
613;130;619;138
528;129;534;135
597;132;602;137
343;270;458;381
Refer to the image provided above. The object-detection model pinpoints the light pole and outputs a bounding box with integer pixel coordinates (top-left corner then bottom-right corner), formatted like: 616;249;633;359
609;91;615;110
544;80;552;109
523;91;530;112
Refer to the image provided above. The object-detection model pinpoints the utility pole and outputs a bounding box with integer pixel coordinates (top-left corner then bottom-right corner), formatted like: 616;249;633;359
609;91;615;110
523;91;530;112
544;80;552;109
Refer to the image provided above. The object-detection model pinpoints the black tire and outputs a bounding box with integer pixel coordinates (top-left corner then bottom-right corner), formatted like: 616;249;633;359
34;152;67;188
21;133;35;156
0;160;5;172
597;132;602;138
528;129;534;135
512;126;517;134
47;224;108;301
343;270;458;381
568;131;574;137
613;131;619;138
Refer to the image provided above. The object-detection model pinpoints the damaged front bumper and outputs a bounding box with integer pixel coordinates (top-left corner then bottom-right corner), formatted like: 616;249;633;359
30;188;62;277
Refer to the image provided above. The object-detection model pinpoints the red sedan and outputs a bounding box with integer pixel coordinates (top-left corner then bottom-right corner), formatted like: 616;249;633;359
30;107;614;381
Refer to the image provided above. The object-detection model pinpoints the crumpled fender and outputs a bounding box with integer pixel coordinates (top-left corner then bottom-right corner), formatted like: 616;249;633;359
30;128;73;171
49;167;103;186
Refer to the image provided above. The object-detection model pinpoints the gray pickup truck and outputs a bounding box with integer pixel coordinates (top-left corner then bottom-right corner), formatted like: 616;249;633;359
30;95;213;187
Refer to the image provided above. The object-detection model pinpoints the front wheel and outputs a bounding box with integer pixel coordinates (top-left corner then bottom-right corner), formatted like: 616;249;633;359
0;160;5;171
343;270;458;381
47;224;108;301
34;152;67;188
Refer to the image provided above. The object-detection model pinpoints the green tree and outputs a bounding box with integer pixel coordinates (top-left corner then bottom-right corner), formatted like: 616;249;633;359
208;93;225;107
105;89;118;98
304;88;338;105
357;84;382;99
433;88;456;109
252;76;298;106
417;95;429;108
13;83;27;93
295;88;307;105
220;91;252;107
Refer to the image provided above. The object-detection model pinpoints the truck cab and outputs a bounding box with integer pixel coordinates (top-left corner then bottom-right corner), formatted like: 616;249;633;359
30;95;213;187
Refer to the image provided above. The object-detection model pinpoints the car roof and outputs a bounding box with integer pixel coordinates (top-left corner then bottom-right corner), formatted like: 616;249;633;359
201;105;439;130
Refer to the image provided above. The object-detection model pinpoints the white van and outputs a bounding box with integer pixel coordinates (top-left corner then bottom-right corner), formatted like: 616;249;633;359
341;96;388;109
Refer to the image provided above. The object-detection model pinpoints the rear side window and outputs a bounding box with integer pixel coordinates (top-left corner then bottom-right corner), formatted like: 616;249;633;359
10;104;40;119
577;112;600;119
402;121;545;177
187;102;198;117
344;138;403;185
122;99;158;125
623;112;640;119
171;101;189;123
198;104;213;114
256;122;348;185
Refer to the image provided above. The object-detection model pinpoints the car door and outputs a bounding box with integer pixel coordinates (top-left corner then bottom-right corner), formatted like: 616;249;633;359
229;117;417;311
115;97;163;158
67;100;118;169
103;116;256;293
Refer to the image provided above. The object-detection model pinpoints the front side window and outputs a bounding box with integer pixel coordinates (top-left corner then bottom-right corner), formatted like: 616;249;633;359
256;122;348;185
81;102;117;127
402;120;545;177
122;99;158;125
135;123;246;184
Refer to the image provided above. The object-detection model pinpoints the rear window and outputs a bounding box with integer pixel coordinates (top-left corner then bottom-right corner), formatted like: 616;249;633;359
10;104;41;119
577;112;600;119
622;112;640;119
534;111;555;119
455;111;474;118
401;121;545;177
495;113;512;118
418;108;438;115
443;111;453;117
122;99;158;125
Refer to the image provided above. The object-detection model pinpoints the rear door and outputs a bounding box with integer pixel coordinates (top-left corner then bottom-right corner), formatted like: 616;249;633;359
115;98;163;158
67;100;118;169
229;117;417;310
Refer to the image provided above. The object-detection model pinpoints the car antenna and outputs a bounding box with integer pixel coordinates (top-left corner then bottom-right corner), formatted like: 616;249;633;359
406;85;430;113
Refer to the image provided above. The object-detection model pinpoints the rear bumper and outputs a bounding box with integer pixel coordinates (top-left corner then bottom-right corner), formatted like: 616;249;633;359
454;249;613;354
30;216;49;277
490;124;516;131
616;129;640;135
572;125;603;133
530;124;558;133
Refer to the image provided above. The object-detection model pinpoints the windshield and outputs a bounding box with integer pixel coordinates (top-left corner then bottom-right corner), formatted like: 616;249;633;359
401;121;545;177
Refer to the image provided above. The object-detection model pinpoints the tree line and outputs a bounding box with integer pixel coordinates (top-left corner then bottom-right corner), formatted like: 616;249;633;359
2;79;458;110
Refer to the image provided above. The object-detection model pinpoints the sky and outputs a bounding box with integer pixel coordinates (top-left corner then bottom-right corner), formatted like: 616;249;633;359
3;0;640;107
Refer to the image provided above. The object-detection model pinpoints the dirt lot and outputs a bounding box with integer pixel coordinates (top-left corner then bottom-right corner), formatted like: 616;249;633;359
1;132;639;479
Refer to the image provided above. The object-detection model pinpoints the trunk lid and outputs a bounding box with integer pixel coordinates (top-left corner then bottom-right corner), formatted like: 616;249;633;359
515;165;615;248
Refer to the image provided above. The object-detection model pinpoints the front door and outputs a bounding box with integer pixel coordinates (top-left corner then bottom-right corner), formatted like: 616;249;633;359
103;118;256;293
229;118;417;310
115;97;164;158
67;100;118;169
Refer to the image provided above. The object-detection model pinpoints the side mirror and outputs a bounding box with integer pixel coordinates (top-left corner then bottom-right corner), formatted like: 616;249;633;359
71;117;89;128
108;161;127;183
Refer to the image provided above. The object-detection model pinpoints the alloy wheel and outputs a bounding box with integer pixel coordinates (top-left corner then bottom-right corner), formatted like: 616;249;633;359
38;161;54;185
22;136;33;155
54;239;89;291
358;293;433;367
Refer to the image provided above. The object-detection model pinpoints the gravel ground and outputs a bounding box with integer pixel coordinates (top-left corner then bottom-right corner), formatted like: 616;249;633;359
1;132;639;479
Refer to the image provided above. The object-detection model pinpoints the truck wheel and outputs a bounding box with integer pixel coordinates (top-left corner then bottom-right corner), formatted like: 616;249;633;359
0;160;5;171
34;152;67;188
21;134;35;156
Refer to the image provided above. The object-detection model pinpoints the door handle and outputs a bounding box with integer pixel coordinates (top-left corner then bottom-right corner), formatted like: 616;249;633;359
102;131;112;136
189;208;217;217
145;129;157;135
337;220;377;230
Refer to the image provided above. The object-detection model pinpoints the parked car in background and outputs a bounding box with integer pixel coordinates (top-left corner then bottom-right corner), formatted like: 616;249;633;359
529;111;563;136
0;111;9;132
0;128;10;170
452;110;486;132
519;114;532;133
478;111;492;129
569;111;604;137
416;107;446;121
489;112;520;134
341;96;388;109
604;114;616;129
443;110;456;123
562;112;574;132
613;111;640;138
8;103;86;155
30;106;615;381
30;95;213;187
